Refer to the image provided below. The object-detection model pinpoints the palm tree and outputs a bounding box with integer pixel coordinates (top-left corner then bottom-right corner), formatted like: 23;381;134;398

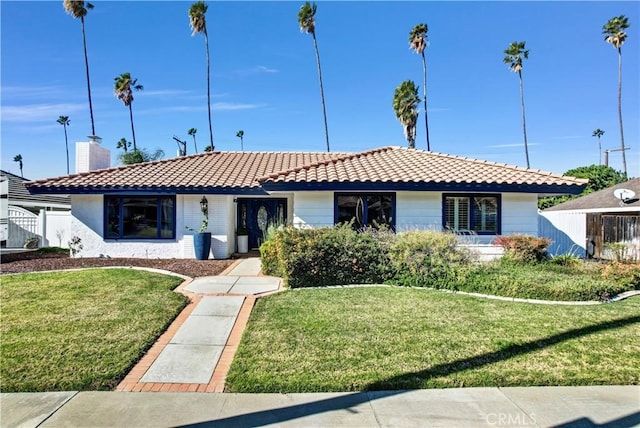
118;148;164;165
116;137;131;153
603;15;630;178
392;80;420;149
298;2;330;152
188;128;198;153
236;130;244;151
592;129;605;165
63;1;96;136
114;73;143;151
203;145;212;152
409;23;430;151
13;154;23;177
57;115;71;174
189;2;214;151
503;41;531;169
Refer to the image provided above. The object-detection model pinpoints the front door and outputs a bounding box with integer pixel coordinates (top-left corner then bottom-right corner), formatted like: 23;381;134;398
237;198;287;249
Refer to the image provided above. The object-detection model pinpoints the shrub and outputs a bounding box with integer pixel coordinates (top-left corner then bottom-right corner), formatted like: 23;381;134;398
387;230;471;289
261;224;391;288
600;261;640;289
459;261;632;301
493;235;551;264
549;253;581;266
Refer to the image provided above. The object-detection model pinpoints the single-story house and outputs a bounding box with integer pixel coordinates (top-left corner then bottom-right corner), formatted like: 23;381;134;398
1;170;71;248
27;146;587;259
539;178;640;259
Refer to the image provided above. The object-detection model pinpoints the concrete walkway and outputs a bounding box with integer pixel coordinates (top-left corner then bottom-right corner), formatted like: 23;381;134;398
3;386;638;427
115;257;281;393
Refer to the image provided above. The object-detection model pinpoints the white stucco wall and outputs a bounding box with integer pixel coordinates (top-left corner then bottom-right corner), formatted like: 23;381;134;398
291;191;539;245
395;191;441;232
70;194;233;259
292;191;334;228
69;190;540;259
501;193;539;237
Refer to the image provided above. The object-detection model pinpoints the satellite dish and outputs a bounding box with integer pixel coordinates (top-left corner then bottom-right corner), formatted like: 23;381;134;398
613;188;636;203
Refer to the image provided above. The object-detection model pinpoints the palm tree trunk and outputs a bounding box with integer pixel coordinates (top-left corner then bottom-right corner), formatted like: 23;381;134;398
617;47;627;178
129;104;137;151
192;136;198;154
312;32;330;152
81;17;95;136
422;52;430;151
240;136;244;151
518;70;530;169
598;137;602;166
64;124;70;174
205;28;214;150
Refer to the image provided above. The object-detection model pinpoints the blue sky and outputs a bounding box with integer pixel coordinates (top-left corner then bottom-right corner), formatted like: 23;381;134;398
1;1;639;180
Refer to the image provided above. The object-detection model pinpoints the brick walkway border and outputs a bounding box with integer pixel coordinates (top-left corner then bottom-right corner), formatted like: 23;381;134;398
116;259;279;393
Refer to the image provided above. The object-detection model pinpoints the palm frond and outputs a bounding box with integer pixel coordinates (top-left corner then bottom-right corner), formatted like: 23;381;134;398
298;2;317;33
189;1;208;36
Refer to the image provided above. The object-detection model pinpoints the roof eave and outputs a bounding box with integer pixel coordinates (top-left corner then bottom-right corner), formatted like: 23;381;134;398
260;181;588;194
26;185;270;196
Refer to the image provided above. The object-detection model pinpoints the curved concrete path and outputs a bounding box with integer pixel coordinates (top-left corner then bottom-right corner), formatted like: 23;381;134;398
115;257;281;393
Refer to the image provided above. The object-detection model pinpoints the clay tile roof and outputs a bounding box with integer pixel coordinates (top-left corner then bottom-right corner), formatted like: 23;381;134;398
258;147;588;190
26;147;588;195
26;151;344;194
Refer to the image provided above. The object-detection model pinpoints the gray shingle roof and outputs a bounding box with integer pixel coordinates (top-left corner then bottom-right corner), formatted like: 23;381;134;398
1;170;70;208
544;178;640;211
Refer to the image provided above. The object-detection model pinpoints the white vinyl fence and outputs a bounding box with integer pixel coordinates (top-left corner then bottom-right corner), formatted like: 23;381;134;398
538;210;587;257
6;206;71;248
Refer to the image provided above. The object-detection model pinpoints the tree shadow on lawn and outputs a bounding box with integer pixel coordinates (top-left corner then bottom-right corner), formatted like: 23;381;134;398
180;314;640;427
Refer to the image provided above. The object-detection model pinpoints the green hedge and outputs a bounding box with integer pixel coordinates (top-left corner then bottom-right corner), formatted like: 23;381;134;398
387;230;472;289
260;228;638;301
260;224;392;288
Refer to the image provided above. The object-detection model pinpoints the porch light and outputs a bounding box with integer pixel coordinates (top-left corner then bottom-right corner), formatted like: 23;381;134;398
200;196;209;218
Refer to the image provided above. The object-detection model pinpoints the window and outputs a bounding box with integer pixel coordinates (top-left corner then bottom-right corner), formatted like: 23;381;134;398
335;193;395;229
443;194;500;235
105;196;175;239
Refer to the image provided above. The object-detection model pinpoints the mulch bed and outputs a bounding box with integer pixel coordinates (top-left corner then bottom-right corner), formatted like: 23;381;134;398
0;251;236;278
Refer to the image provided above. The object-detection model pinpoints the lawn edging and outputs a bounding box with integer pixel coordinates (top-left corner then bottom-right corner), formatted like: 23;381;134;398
292;283;640;305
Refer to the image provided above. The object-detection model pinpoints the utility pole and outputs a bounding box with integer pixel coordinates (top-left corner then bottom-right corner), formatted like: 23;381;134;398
604;146;630;168
173;136;187;156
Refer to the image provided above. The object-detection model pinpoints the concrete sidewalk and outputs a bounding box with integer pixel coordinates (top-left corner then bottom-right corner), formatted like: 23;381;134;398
2;386;638;427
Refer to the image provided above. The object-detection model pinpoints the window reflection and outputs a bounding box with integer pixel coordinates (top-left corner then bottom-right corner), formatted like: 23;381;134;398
105;196;176;239
336;193;394;229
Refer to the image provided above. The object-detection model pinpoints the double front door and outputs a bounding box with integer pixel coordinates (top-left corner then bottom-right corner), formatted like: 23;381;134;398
237;198;287;249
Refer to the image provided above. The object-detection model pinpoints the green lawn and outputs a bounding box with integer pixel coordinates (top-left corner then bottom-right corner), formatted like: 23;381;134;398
1;269;187;392
226;287;640;392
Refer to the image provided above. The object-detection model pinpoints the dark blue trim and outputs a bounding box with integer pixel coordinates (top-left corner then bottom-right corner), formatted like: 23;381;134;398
28;181;586;196
441;193;502;235
28;186;269;196
104;195;176;240
334;192;396;229
262;181;586;194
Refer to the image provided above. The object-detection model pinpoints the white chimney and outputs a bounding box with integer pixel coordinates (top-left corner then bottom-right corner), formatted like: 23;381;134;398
76;136;111;173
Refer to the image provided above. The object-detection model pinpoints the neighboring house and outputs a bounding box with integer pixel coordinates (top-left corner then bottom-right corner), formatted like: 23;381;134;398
27;147;586;259
1;170;71;248
539;178;640;259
